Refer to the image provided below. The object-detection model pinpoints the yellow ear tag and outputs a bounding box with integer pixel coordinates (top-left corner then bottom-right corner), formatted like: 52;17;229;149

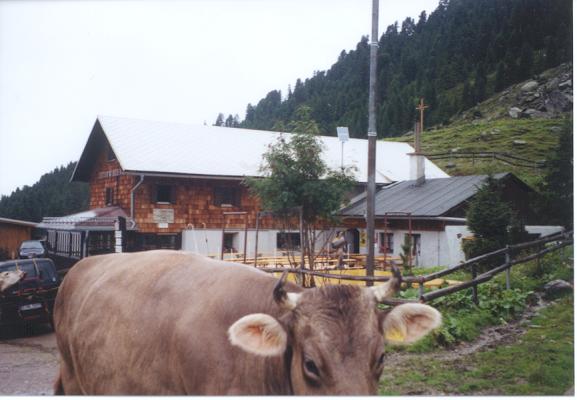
385;328;405;343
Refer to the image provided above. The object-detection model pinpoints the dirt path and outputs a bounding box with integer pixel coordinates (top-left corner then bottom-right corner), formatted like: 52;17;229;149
0;324;58;395
381;294;559;395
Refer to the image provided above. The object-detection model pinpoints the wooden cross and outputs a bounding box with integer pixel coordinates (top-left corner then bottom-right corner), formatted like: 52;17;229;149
415;98;429;153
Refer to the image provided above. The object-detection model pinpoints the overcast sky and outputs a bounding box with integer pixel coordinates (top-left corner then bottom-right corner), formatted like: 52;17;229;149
0;0;439;197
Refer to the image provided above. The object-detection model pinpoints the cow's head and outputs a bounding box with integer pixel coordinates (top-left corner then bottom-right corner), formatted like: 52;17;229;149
228;270;441;395
0;270;26;293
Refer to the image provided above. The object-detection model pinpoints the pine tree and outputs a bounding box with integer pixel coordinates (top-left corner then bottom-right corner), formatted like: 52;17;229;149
536;119;573;228
518;42;534;80
463;176;512;265
214;113;225;127
494;61;506;93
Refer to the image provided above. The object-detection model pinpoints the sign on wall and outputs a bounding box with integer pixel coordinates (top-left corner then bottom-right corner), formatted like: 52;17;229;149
153;209;174;225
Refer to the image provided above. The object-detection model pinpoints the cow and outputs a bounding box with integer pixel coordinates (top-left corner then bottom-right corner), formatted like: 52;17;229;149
53;250;441;395
0;270;26;293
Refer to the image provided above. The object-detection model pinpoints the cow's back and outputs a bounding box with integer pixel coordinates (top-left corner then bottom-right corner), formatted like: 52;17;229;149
54;250;295;395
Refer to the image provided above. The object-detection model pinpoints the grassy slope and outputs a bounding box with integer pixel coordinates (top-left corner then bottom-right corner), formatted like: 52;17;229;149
379;296;574;395
379;247;574;395
391;118;565;188
386;64;572;188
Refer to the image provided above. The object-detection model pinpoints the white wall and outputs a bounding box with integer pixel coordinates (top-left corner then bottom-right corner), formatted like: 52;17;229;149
526;225;564;236
182;229;302;258
182;225;565;267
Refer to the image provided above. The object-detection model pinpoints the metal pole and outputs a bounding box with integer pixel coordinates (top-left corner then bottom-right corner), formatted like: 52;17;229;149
366;0;379;287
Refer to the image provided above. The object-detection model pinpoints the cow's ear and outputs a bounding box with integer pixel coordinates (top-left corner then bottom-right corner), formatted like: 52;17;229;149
228;313;287;357
381;303;442;345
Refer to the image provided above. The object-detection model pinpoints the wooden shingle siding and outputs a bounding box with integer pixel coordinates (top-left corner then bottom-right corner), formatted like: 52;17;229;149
87;146;279;234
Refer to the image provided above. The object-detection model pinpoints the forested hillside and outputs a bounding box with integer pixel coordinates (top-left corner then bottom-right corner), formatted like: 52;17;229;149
0;162;89;222
225;0;572;138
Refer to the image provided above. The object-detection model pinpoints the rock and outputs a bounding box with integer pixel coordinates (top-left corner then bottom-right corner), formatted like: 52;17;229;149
445;162;456;169
513;140;527;146
451;148;460;153
521;81;539;92
509;107;523;118
543;279;573;299
559;79;572;90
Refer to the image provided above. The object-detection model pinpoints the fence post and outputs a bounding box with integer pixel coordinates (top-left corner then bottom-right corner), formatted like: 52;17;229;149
471;263;478;305
505;245;511;290
418;280;425;298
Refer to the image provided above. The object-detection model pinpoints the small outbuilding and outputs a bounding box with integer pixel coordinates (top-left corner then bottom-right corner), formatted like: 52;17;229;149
338;172;562;267
0;217;38;260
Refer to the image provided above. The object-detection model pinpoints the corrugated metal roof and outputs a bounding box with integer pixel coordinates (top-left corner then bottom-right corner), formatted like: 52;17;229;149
74;115;449;184
340;173;510;217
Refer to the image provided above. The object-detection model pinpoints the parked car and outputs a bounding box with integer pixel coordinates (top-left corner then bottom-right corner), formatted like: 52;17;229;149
0;258;60;328
18;240;47;259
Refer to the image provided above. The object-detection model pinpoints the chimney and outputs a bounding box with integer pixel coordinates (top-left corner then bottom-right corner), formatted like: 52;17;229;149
409;122;425;185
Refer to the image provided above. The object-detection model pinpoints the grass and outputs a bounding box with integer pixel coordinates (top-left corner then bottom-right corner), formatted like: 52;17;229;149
388;117;566;188
379;296;574;395
392;245;573;351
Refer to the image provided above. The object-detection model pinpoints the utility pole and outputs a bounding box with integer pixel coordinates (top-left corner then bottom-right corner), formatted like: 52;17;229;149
366;0;379;286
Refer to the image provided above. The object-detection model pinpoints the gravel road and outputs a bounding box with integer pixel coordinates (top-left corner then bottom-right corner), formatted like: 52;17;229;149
0;324;59;396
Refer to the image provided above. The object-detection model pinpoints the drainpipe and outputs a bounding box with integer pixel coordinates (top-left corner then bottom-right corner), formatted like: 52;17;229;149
129;174;145;229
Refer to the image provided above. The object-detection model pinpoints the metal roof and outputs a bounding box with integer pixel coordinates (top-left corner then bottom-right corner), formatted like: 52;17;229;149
37;206;128;231
340;173;511;218
72;115;449;184
0;217;37;228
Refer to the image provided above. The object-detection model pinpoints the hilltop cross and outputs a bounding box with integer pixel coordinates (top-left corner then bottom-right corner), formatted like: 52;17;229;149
415;98;429;153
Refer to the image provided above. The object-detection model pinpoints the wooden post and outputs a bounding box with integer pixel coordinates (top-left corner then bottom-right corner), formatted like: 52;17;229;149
254;212;260;268
243;213;248;264
220;221;225;260
418;281;425;298
471;263;478;305
505;245;511;290
299;207;305;286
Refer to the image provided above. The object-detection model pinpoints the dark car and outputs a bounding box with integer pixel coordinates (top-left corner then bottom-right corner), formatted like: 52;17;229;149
0;258;60;328
18;240;47;259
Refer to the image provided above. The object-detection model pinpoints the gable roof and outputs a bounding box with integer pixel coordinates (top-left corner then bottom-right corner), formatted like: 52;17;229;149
72;115;449;184
339;173;518;218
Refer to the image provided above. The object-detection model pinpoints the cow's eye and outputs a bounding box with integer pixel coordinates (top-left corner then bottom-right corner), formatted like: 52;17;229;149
303;356;321;382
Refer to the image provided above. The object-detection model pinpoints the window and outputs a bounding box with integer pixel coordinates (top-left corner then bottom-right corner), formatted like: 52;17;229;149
105;188;114;206
378;232;394;254
276;232;301;251
156;184;174;204
223;233;238;253
214;187;240;207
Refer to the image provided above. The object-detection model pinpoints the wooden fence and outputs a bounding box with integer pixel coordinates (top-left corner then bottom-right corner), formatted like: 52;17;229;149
258;230;573;306
425;151;546;169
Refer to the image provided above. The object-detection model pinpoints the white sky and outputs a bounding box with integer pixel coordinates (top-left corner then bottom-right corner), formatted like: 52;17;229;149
0;0;439;197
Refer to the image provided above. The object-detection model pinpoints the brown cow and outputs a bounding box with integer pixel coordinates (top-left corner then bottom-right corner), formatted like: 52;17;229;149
0;270;26;293
53;250;441;395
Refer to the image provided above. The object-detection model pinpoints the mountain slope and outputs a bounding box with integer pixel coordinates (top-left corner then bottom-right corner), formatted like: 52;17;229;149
391;63;572;187
230;0;572;138
0;162;89;222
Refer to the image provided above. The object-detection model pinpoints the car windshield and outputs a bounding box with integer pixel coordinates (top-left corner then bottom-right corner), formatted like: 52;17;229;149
20;241;44;250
